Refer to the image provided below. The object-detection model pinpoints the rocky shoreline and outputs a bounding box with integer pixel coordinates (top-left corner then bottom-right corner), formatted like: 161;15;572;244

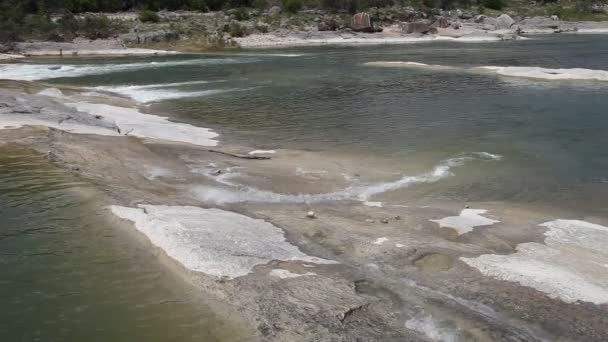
2;9;608;56
1;80;608;341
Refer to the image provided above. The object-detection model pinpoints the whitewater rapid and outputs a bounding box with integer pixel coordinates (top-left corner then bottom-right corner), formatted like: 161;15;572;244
192;152;503;204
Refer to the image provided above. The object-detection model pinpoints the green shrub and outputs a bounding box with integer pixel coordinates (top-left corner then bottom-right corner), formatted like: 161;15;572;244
139;10;160;23
283;0;303;13
229;22;246;37
482;0;504;10
80;15;112;39
253;0;268;9
233;7;250;20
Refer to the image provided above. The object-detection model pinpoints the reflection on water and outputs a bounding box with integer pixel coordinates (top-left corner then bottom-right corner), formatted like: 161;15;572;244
0;146;250;341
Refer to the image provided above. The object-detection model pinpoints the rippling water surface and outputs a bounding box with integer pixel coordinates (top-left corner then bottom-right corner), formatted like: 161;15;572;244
0;147;248;341
3;34;608;211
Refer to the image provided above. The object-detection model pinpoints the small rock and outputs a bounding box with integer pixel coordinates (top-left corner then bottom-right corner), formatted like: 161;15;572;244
394;216;401;220
213;169;223;175
268;6;281;16
306;211;316;219
380;219;389;224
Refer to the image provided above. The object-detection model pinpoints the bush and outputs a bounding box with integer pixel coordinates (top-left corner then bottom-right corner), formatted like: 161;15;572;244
482;0;504;10
80;15;112;39
253;0;268;9
233;7;250;20
283;0;303;13
139;10;160;23
229;22;246;37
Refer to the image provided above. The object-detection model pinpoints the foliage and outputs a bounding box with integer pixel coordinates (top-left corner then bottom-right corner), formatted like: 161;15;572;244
229;21;246;36
233;7;250;20
283;0;303;13
139;10;160;22
481;0;504;10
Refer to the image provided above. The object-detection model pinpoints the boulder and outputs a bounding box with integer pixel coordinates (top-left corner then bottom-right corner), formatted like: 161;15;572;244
430;16;450;29
495;14;515;30
405;21;431;34
268;6;281;16
351;12;375;32
451;21;462;30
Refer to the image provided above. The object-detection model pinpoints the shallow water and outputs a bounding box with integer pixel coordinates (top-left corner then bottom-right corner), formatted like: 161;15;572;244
2;35;608;213
0;147;249;341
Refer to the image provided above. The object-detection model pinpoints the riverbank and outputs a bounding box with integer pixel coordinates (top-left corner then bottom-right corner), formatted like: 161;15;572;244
1;73;608;341
3;7;608;56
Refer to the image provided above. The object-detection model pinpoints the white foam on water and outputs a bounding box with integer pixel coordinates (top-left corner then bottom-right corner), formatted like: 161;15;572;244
476;66;608;81
269;269;317;279
143;166;175;180
396;243;405;248
431;209;500;235
110;205;336;278
363;201;383;207
373;237;389;245
405;315;462;342
37;88;64;98
462;220;608;304
191;152;502;204
66;102;218;146
0;58;257;81
91;80;234;102
248;149;276;155
365;61;458;71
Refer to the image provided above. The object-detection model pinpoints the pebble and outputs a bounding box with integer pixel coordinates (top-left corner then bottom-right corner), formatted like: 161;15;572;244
306;211;316;219
380;219;389;224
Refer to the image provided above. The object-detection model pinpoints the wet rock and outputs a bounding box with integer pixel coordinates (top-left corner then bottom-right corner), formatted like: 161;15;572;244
495;14;515;30
474;14;486;23
413;253;454;272
380;219;389;224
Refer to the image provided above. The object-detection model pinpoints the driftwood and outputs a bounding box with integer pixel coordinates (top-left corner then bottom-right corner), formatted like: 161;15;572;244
206;149;271;160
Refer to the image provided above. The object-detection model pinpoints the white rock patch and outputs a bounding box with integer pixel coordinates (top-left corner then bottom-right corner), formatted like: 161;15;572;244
431;209;499;235
462;219;608;304
269;269;316;279
248;149;276;155
110;205;336;279
373;237;389;245
67;102;219;146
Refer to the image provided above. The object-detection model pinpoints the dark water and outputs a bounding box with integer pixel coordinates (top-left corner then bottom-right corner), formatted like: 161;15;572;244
0;147;248;341
4;34;608;213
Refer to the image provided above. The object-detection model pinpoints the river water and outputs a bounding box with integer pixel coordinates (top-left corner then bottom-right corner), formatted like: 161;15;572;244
1;33;608;339
0;147;250;341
